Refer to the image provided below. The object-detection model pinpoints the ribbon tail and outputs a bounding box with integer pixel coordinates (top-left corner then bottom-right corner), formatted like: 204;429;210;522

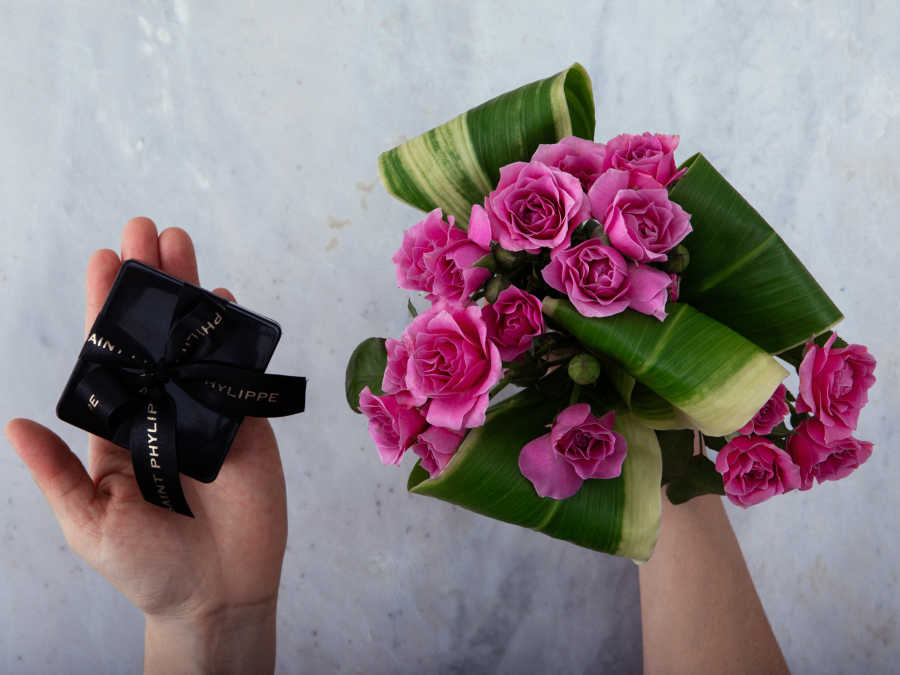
174;363;307;417
128;395;194;517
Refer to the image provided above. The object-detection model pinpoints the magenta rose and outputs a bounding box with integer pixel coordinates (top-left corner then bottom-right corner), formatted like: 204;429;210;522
392;208;453;293
402;304;502;429
531;136;607;191
358;387;427;466
796;335;876;443
426;226;491;306
788;418;873;490
601;132;684;186
588;170;692;262
542;239;672;320
411;425;467;477
484;161;590;252
518;404;627;499
482;286;545;361
714;436;801;508
738;384;790;436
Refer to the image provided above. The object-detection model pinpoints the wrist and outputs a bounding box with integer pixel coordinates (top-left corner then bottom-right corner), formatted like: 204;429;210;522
144;599;278;675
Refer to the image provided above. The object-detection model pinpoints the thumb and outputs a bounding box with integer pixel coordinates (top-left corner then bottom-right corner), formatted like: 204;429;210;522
6;419;99;538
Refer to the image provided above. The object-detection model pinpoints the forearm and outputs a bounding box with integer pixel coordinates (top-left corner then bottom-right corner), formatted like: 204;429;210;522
144;601;277;675
638;493;789;675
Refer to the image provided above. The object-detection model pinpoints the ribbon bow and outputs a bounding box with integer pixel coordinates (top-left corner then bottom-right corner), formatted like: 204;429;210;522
72;285;306;516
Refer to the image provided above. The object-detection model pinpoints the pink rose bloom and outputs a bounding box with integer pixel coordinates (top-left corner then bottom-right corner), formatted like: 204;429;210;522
788;418;873;490
602;132;684;186
738;384;790;436
796;335;876;443
531;136;607;191
588;170;692;262
484;161;590;252
358;387;427;465
392;208;453;293
715;436;801;508
426;225;491;306
519;404;627;499
542;239;671;320
411;425;467;477
482;286;545;361
381;338;426;408
402;304;503;429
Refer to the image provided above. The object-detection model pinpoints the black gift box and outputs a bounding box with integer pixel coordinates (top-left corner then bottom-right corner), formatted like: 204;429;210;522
57;260;305;515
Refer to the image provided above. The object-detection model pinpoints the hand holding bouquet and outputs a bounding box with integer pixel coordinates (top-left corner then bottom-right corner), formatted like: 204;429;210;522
347;65;876;561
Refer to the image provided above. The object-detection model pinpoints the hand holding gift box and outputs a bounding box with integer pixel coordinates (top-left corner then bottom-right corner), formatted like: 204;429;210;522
7;221;302;673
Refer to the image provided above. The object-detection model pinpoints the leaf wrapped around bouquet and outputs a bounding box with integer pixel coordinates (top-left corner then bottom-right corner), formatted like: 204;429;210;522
348;64;876;560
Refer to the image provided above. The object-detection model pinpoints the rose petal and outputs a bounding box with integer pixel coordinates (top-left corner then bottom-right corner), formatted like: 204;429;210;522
518;433;584;499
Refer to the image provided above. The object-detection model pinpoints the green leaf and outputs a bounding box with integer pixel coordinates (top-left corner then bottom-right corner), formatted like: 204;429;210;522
665;455;725;504
345;337;387;413
543;298;788;436
408;389;662;561
657;429;695;485
407;298;418;318
669;154;844;354
378;63;595;226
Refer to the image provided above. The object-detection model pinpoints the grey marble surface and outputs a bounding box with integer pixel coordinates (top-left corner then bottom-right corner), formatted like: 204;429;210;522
1;1;898;673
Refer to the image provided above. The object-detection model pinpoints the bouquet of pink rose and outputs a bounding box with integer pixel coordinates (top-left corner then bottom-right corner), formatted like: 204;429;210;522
346;64;876;561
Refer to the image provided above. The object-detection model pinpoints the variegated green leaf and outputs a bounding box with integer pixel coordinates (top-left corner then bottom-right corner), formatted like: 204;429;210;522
408;390;661;560
669;154;843;353
378;63;595;226
543;299;787;436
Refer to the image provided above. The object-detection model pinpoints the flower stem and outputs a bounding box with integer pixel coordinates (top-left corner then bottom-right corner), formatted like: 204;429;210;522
569;383;582;406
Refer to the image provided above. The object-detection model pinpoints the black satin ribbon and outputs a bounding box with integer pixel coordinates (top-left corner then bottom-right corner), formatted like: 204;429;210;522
73;286;306;516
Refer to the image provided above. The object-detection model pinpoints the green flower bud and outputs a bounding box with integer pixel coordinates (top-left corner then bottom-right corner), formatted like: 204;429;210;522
664;244;690;274
494;248;521;270
484;276;511;303
568;353;602;385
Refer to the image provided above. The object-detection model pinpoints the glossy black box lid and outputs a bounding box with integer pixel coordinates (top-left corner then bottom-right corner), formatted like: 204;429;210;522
56;260;281;482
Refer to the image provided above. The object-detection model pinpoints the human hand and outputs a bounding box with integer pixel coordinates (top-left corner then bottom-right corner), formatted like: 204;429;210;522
6;218;286;673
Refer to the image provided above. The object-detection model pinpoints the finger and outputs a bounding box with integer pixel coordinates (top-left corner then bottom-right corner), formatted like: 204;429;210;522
84;249;122;337
120;217;160;268
158;227;200;285
88;434;133;485
212;287;235;302
6;419;98;535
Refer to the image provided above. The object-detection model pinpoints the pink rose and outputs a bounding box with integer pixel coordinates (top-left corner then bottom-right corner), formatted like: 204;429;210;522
788;418;873;490
588;170;692;262
715;436;801;508
796;335;876;443
738;384;790;436
402;304;502;429
482;286;545;361
392;208;453;293
602;132;684;186
541;239;672;320
531;136;607;191
426;226;491;307
518;404;627;499
411;425;467;477
358;387;427;465
484;161;590;252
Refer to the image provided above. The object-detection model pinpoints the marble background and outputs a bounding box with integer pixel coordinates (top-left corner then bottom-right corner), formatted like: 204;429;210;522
1;1;898;673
